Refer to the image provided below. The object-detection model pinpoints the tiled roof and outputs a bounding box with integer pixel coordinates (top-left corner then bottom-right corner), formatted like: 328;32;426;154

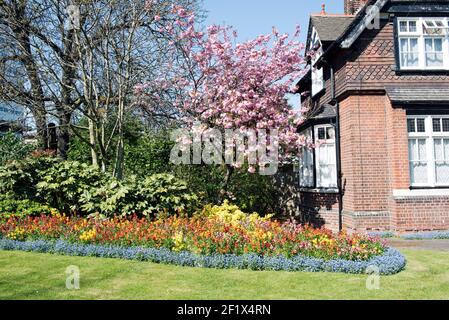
310;15;355;43
298;104;336;132
386;86;449;104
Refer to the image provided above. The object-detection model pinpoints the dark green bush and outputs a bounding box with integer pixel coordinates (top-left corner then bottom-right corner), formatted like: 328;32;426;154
36;161;105;213
0;150;59;200
0;132;36;166
0;199;58;220
79;173;198;218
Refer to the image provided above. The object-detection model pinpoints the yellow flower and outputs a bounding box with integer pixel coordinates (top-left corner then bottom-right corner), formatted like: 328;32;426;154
79;228;96;242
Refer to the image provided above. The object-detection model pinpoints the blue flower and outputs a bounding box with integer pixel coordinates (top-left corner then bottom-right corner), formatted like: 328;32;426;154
0;239;406;275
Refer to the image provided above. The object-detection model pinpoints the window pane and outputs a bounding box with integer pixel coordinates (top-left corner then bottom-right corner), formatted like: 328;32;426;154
409;139;428;184
411;163;428;184
409;139;417;160
400;38;408;51
418;139;427;160
299;145;314;187
317;127;325;140
409;21;417;32
407;119;416;133
410;38;418;51
435;139;443;160
400;21;407;32
435;38;443;51
425;38;432;51
417;119;426;132
435;163;449;184
443;118;449;132
433;118;442;132
326;127;335;140
316;143;337;188
425;38;444;67
445;139;449;159
435;140;449;184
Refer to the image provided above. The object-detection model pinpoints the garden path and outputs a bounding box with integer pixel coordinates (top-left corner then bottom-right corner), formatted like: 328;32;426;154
388;239;449;252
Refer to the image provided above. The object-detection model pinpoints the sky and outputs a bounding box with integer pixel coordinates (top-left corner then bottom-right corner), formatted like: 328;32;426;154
203;0;345;108
204;0;344;44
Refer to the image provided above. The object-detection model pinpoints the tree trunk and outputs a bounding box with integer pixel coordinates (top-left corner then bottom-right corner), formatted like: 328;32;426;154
88;112;98;167
220;164;234;200
32;109;48;150
113;101;125;180
57;110;71;159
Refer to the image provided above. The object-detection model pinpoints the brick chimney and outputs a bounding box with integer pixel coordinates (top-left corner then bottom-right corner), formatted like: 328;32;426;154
344;0;369;15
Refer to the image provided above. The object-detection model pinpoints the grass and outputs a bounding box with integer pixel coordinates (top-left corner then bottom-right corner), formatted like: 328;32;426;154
0;249;448;300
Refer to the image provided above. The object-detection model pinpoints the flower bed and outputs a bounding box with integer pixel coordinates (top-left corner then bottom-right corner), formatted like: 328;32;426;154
0;238;406;275
0;214;406;274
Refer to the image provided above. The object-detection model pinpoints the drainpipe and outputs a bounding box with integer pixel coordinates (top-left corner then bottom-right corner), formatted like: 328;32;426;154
322;60;344;232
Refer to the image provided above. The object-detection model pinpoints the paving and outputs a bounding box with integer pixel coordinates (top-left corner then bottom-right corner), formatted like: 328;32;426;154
387;239;449;252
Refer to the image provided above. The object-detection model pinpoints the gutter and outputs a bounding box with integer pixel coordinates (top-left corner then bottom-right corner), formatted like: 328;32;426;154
322;60;344;232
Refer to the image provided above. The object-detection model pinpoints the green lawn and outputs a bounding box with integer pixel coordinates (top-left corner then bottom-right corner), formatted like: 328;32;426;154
0;249;448;300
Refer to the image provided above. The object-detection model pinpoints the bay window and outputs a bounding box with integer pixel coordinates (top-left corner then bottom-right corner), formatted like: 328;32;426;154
408;115;449;187
397;17;449;70
299;124;337;189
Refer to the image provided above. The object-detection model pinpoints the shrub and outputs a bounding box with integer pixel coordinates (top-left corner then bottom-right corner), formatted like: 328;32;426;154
79;174;198;218
0;199;58;220
36;161;105;213
125;133;174;177
0;150;58;200
133;174;198;218
173;164;281;215
0;132;36;166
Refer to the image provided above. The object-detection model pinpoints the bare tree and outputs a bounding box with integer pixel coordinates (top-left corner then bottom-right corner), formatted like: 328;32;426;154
0;0;202;165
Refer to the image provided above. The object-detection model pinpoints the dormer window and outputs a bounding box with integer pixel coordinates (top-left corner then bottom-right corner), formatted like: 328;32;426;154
310;27;324;97
397;18;449;70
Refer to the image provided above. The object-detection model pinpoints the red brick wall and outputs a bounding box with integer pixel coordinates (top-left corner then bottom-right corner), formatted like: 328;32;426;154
299;192;339;230
299;11;449;233
392;196;449;232
344;0;369;15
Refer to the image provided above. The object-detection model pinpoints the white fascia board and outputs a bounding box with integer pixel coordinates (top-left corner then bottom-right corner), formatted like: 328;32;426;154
340;0;389;49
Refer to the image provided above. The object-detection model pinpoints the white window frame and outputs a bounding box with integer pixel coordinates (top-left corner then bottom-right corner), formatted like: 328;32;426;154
314;124;337;189
298;128;314;188
407;115;449;188
397;17;449;70
298;124;338;189
310;27;324;97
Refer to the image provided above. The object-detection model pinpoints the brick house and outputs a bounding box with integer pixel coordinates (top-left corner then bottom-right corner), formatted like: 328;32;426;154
295;0;449;233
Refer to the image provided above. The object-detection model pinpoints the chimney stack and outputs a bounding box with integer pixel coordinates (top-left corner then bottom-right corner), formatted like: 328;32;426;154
321;4;326;15
344;0;369;15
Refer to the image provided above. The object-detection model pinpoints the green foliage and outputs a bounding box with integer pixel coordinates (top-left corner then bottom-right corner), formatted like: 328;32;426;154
0;199;57;219
0;151;59;200
67;114;146;172
0;132;36;166
172;164;280;215
227;168;281;214
125;133;174;177
79;174;198;218
36;161;105;213
134;174;198;218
